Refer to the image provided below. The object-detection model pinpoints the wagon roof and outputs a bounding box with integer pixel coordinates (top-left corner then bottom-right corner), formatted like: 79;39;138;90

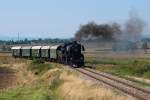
11;46;22;49
50;45;61;50
41;46;50;49
21;46;32;49
31;46;42;49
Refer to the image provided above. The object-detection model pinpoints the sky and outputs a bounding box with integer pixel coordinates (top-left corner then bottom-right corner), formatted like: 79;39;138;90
0;0;150;40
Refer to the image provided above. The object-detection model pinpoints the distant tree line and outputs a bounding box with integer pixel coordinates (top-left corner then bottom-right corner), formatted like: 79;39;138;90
0;38;72;45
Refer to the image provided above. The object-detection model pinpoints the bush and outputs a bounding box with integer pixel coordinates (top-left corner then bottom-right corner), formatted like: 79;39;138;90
32;58;44;64
133;64;150;76
28;59;52;75
143;71;150;78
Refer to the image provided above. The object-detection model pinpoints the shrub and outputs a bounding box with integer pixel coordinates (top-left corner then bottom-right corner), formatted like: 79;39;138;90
133;65;150;75
143;71;150;78
32;58;44;64
28;59;52;75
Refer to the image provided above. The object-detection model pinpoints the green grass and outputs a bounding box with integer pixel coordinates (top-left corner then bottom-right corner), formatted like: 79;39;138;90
48;71;65;100
85;57;150;87
0;66;64;100
0;80;50;100
85;57;150;80
0;79;64;100
27;59;54;75
0;58;64;100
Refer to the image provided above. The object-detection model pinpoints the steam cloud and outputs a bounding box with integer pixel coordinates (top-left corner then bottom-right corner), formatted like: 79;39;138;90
120;11;145;42
75;11;145;42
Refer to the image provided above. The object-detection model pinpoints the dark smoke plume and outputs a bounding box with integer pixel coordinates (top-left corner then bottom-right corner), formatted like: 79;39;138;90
75;10;145;42
75;22;121;41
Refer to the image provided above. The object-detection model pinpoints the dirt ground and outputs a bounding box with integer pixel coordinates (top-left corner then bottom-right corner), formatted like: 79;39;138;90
0;67;16;89
84;51;150;59
0;53;26;90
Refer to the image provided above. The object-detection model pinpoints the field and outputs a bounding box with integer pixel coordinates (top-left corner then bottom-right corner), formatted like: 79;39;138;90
84;42;150;86
0;53;132;100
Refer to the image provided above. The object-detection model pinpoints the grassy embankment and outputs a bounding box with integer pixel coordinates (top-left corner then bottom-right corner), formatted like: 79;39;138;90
85;55;150;86
0;53;132;100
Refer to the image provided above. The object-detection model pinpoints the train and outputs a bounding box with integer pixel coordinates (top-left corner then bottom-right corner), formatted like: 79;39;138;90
11;41;85;67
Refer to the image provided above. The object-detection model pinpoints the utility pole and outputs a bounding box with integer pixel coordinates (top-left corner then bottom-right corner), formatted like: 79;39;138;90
18;32;19;41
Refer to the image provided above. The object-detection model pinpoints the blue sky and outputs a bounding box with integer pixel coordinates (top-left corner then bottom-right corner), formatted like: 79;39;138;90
0;0;150;40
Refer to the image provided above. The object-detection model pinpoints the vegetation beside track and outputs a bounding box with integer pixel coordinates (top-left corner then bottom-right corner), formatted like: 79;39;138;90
27;59;54;75
85;57;150;86
0;53;132;100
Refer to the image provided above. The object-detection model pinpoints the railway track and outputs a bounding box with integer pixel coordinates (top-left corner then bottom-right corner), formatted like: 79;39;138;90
73;67;150;100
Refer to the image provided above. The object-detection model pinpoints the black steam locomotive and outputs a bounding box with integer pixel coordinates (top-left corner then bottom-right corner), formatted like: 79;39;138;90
11;41;85;67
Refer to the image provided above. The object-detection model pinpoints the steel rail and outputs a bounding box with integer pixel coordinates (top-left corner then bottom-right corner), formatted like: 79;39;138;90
73;67;150;100
83;67;150;94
